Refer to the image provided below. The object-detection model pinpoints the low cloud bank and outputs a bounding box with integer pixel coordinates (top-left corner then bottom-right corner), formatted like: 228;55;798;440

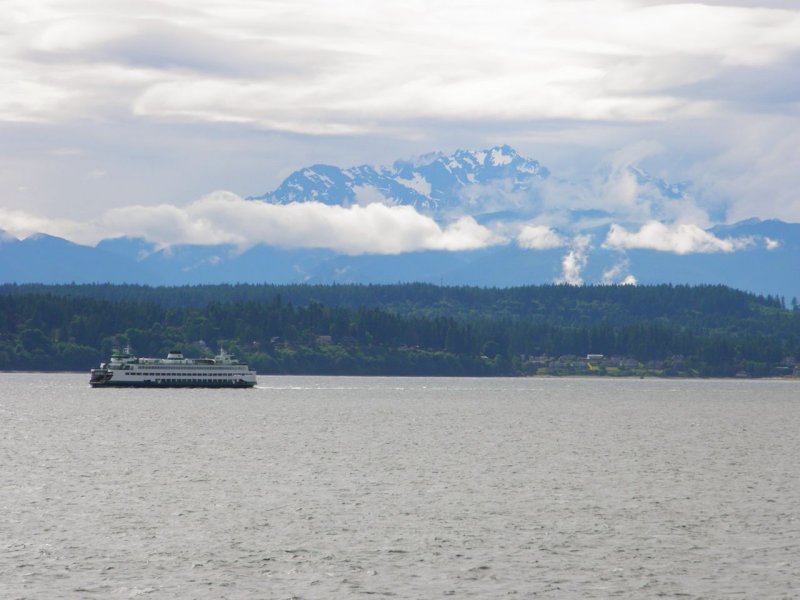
603;221;754;254
1;193;782;264
0;207;104;244
101;192;504;254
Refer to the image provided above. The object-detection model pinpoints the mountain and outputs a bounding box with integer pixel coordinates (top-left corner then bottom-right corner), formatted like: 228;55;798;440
249;144;550;219
623;219;799;298
0;233;153;284
1;219;797;300
0;146;798;300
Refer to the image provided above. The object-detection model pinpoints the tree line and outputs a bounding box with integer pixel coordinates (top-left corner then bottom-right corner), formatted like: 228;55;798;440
0;281;790;320
0;284;798;376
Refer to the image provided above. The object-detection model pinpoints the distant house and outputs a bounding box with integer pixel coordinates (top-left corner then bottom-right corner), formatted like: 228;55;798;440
526;355;550;368
586;354;604;361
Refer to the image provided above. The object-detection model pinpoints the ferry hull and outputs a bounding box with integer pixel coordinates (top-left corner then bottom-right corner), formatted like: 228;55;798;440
90;380;256;389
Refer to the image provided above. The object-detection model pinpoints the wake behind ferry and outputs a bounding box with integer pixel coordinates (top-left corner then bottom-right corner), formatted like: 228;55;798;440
90;347;257;388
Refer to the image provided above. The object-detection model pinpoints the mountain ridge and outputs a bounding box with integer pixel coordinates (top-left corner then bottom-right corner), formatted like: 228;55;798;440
249;144;550;219
1;146;798;300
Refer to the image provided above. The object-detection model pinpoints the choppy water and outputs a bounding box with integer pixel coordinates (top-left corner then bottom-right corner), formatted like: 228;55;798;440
1;374;799;599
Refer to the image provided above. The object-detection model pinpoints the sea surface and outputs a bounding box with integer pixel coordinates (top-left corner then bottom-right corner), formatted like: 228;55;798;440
1;374;798;599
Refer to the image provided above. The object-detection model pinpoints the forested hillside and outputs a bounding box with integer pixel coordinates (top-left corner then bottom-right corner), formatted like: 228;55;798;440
1;282;792;320
0;284;798;377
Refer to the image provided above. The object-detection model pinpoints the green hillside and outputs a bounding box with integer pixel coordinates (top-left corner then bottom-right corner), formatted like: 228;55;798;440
0;283;798;377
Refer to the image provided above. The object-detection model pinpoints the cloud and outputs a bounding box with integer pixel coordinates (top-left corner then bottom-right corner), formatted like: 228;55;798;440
603;221;754;254
2;1;800;227
517;225;567;250
0;192;506;253
6;0;800;129
29;17;327;79
0;206;105;242
99;192;505;254
557;234;592;285
687;115;800;223
0;77;77;122
352;185;397;208
601;258;638;285
530;143;714;227
456;180;535;217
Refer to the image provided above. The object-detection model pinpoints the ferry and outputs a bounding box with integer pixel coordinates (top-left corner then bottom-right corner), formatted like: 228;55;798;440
90;347;257;388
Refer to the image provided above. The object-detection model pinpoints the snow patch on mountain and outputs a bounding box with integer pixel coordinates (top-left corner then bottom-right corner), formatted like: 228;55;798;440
397;173;432;196
490;147;513;166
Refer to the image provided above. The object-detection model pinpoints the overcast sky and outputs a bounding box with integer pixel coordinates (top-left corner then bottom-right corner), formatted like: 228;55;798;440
1;0;799;248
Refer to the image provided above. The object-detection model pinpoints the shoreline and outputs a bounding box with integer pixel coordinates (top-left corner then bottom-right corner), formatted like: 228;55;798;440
1;370;797;381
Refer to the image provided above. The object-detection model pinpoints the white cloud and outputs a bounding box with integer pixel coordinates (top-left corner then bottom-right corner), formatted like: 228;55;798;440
5;0;800;130
516;140;716;227
517;225;567;250
603;221;754;254
0;192;506;253
0;206;105;242
0;77;77;122
97;192;504;254
557;234;592;285
688;115;800;223
453;182;529;220
1;0;800;226
601;259;636;285
352;185;396;208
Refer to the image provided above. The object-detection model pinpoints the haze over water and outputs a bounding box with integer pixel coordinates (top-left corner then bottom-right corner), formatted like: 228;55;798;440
2;374;798;598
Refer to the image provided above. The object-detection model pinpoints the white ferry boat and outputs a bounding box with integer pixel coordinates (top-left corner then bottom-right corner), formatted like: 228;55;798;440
90;347;257;388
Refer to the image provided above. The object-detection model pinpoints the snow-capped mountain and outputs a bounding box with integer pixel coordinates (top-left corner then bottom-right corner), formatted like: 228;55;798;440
249;144;550;218
1;146;798;300
249;144;707;230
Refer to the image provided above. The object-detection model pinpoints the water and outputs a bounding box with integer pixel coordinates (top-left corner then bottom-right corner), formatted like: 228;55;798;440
1;374;799;599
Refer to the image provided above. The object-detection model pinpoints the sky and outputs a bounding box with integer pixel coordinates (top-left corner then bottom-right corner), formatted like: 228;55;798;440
1;0;800;252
